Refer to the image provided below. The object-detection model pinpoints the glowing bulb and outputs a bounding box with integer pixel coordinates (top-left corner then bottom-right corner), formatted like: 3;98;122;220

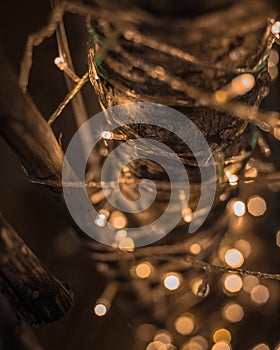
212;342;231;350
135;262;153;279
153;330;172;344
243;276;260;293
222;303;244;323
213;329;232;343
224;274;243;293
224;249;244;268
102;131;113;140
233;201;246;217
252;344;270;350
182;207;193;223
175;315;195;335
94;209;110;227
118;237;134;252
163;273;181;291
114;229;127;242
247;196;267;217
231;74;255;95
189;243;202;255
110;211;128;229
94;303;107;317
182;336;208;350
54;56;67;70
272;21;280;35
235;240;251;258
250;285;270;305
225;171;238;186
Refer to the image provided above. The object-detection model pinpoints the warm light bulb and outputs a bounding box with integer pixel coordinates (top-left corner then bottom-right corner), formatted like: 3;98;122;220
135;262;153;279
189;243;202;255
250;285;270;305
224;249;244;268
247;196;267;217
231;74;255;95
110;211;128;229
163;273;181;291
212;342;231;350
213;329;232;343
233;201;246;217
101;131;113;140
118;237;135;252
182;207;193;223
272;21;280;35
175;315;195;335
94;303;107;317
243;276;260;293
224;274;243;293
222;303;244;323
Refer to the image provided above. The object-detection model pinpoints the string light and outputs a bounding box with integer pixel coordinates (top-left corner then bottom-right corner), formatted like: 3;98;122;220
272;21;280;37
224;249;244;268
110;211;128;229
222;303;244;323
94;209;110;227
243;276;260;293
247;196;267;217
232;200;246;217
252;344;270;350
189;243;202;255
163;273;182;291
212;342;231;350
101;130;114;140
94;303;108;317
250;285;270;305
182;207;193;223
175;314;195;335
213;329;232;344
224;274;243;293
114;229;127;242
135;262;153;279
225;171;239;186
118;237;135;252
230;74;255;96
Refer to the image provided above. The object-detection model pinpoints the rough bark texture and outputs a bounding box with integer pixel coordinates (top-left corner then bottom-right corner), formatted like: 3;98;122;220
0;212;74;326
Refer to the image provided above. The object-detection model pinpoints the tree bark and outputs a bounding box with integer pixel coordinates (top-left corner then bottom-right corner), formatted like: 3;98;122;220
0;212;74;326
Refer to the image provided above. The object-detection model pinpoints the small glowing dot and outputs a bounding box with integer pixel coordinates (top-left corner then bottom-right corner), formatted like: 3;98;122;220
224;249;244;268
222;303;244;323
212;342;231;350
110;211;128;229
224;274;243;293
54;56;65;65
114;229;127;242
231;74;255;95
175;315;195;335
189;243;202;255
252;344;270;350
272;21;280;35
250;285;270;305
94;303;107;317
182;207;193;223
101;131;113;140
247;196;267;217
154;330;172;344
118;237;134;252
182;336;208;350
233;201;246;217
243;276;260;293
94;209;110;227
225;171;239;186
235;240;251;258
163;273;181;291
135;262;153;279
215;90;228;104
213;329;232;343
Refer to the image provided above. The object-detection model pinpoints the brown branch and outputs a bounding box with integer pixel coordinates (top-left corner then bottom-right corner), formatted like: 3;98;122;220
0;48;64;196
0;212;74;326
